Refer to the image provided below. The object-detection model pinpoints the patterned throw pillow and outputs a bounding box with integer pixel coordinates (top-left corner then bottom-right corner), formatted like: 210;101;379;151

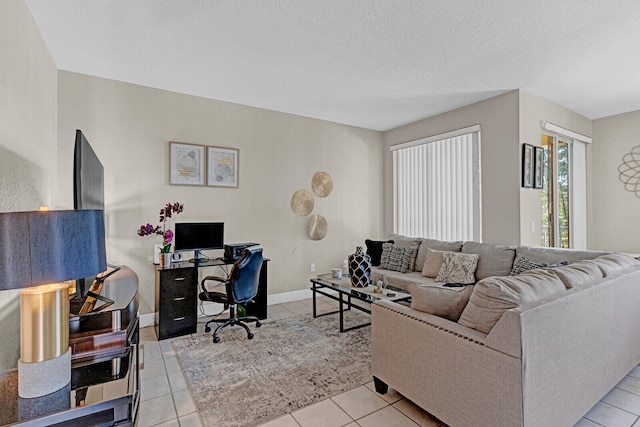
380;243;417;273
435;252;479;284
510;256;547;275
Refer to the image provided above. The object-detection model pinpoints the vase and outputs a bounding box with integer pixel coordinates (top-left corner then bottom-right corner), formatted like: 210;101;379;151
159;252;171;269
348;246;371;288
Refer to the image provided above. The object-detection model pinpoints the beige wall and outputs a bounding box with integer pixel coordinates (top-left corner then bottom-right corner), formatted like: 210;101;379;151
0;0;58;211
0;0;58;370
518;91;592;246
57;72;385;314
383;91;520;245
591;110;640;253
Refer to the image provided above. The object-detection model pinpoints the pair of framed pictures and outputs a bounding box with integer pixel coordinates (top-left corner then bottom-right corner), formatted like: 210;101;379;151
169;141;238;187
522;143;544;189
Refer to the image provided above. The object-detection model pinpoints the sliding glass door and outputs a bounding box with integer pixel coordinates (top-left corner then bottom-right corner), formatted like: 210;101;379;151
541;134;571;248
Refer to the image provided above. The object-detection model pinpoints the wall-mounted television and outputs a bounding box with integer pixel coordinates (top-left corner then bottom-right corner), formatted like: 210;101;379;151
72;129;106;301
74;129;104;210
174;222;224;263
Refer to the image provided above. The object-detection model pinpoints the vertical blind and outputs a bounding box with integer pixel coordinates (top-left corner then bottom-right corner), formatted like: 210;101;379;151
392;126;481;242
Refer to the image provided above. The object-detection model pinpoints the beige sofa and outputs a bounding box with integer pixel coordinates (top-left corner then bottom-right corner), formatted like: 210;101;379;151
369;236;640;427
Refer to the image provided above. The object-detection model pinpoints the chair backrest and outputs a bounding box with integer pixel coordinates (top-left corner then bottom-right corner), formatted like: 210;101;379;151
228;245;263;304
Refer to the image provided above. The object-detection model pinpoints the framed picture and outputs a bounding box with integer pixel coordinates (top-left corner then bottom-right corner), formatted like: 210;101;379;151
522;143;534;188
169;141;205;186
534;146;544;189
207;146;239;187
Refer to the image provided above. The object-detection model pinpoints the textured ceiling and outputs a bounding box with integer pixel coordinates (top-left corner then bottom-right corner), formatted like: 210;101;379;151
25;0;640;131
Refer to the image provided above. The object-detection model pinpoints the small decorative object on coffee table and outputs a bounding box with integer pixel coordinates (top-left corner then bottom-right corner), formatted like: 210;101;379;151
348;246;371;288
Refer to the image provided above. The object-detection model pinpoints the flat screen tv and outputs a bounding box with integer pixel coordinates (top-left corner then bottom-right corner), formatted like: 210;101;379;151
72;129;106;301
74;129;104;210
174;222;224;263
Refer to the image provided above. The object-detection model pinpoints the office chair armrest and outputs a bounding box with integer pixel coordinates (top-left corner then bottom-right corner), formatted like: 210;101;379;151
201;276;228;293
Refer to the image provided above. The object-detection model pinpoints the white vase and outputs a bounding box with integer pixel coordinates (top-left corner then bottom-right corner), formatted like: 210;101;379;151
153;243;163;264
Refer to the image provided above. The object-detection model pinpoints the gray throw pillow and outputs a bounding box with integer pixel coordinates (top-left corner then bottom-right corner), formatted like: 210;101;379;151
409;282;473;321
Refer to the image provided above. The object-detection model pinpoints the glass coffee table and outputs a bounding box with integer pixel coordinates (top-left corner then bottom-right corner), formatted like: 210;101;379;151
310;274;411;332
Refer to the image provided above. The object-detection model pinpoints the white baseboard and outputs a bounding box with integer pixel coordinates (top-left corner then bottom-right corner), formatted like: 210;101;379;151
140;288;314;327
267;288;313;305
139;313;155;329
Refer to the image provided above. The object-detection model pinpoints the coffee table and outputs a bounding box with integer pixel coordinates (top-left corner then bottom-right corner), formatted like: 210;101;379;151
310;274;411;332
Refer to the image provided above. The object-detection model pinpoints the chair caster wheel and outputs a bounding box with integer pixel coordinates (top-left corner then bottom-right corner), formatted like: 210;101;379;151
213;336;220;343
205;326;211;333
256;321;262;328
248;333;254;339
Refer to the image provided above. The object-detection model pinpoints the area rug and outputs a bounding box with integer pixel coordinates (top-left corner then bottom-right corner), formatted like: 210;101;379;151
171;313;372;427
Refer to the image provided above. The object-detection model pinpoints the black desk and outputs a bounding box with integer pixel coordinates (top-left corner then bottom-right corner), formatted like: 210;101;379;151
154;258;269;340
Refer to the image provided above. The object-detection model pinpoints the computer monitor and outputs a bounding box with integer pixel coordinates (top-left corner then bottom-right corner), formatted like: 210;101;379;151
174;222;224;263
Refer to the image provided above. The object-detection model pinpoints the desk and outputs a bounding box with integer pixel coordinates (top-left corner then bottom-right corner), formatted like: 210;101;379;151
154;258;269;340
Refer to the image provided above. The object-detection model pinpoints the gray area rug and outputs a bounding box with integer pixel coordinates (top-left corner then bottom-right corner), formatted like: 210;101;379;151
171;312;372;427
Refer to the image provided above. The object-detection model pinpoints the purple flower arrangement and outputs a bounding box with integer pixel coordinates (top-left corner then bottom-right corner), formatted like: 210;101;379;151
137;202;184;253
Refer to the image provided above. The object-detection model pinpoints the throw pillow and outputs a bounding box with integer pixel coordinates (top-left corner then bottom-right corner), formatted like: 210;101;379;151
365;239;394;266
421;248;445;278
435;252;479;284
379;243;418;273
409;282;473;321
458;269;565;334
415;238;463;275
510;256;547;275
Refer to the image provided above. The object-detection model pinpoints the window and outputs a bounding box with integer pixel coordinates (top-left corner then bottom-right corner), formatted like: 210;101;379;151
540;122;590;249
391;125;481;241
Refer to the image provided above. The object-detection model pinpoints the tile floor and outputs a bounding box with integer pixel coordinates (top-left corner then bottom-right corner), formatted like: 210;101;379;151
138;298;640;427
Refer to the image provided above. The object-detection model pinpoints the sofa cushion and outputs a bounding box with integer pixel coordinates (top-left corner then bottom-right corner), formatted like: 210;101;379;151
408;282;473;321
510;256;547;275
516;246;610;265
462;241;517;280
458;269;565;333
421;248;445;278
379;243;417;273
415;238;464;274
590;253;640;277
365;239;394;266
435;252;479;284
387;233;421;249
552;260;604;289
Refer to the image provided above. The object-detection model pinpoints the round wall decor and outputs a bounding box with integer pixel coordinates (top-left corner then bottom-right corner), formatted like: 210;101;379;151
308;214;328;240
290;190;314;216
311;171;333;198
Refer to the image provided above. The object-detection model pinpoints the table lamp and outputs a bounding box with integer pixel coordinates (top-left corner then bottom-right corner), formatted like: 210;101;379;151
0;210;106;399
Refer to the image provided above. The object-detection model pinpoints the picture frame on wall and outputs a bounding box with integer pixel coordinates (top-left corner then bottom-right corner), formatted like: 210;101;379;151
207;146;239;187
522;143;534;188
534;146;544;189
169;141;206;186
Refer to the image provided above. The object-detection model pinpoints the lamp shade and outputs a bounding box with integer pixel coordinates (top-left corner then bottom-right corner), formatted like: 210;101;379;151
0;210;107;290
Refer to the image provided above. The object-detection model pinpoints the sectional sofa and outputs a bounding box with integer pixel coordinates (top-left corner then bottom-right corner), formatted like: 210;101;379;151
368;234;640;427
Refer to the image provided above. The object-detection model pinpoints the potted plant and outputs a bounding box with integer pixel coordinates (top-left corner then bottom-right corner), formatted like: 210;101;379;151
138;202;184;267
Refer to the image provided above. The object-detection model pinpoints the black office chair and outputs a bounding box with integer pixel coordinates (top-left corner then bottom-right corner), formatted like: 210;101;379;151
198;245;263;343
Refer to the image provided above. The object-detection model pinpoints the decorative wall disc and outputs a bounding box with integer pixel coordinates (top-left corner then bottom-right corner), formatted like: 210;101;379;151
311;171;333;197
309;214;328;240
290;190;314;216
618;145;640;197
